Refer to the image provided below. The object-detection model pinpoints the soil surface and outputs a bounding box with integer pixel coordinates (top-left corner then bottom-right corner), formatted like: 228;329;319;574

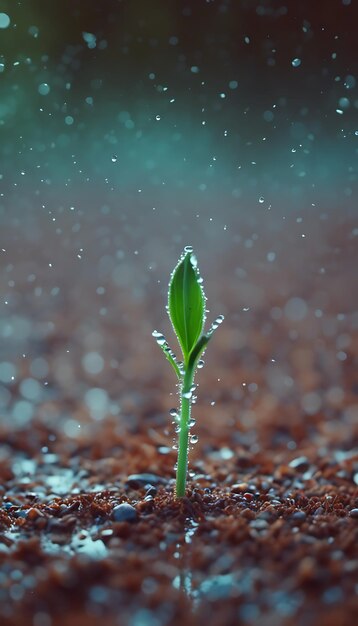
0;210;357;626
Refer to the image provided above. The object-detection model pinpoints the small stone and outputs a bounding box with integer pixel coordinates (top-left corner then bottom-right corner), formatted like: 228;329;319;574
126;473;167;489
26;507;43;520
243;492;254;501
231;483;248;493
288;456;310;471
314;507;325;516
349;508;358;519
241;508;255;520
112;503;138;522
250;519;269;530
289;510;307;522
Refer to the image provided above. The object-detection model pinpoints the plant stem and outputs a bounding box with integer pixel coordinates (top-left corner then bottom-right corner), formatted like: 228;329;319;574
175;367;194;498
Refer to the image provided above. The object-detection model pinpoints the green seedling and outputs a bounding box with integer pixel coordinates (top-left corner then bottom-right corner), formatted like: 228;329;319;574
153;246;224;498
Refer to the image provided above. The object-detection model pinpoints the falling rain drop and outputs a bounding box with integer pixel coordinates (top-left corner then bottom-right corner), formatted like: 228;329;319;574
38;83;50;96
291;58;301;68
259;196;265;203
111;155;118;163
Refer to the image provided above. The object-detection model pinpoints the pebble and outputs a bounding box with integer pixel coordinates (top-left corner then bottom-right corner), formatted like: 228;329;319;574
126;473;167;488
250;519;269;530
314;507;325;516
112;503;138;522
243;492;254;501
26;507;43;520
289;511;307;522
288;456;310;471
231;483;248;493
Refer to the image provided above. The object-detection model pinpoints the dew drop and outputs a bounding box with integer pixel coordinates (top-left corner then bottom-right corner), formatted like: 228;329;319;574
190;434;198;444
169;408;178;419
111;155;118;163
259;196;265;203
190;254;198;268
182;390;192;399
197;360;205;369
189;418;196;428
152;330;166;346
184;245;193;253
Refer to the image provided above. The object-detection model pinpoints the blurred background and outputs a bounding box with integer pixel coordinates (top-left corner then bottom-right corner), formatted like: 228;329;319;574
0;0;357;439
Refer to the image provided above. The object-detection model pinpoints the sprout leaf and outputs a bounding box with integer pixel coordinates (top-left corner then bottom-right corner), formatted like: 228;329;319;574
168;248;205;363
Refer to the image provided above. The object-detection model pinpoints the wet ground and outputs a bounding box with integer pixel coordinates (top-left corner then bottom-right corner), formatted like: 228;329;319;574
0;205;357;625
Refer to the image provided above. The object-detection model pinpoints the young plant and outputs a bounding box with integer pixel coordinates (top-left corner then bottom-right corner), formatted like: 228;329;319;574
152;246;224;498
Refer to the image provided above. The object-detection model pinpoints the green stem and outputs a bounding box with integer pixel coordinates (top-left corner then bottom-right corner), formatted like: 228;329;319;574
175;367;194;498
